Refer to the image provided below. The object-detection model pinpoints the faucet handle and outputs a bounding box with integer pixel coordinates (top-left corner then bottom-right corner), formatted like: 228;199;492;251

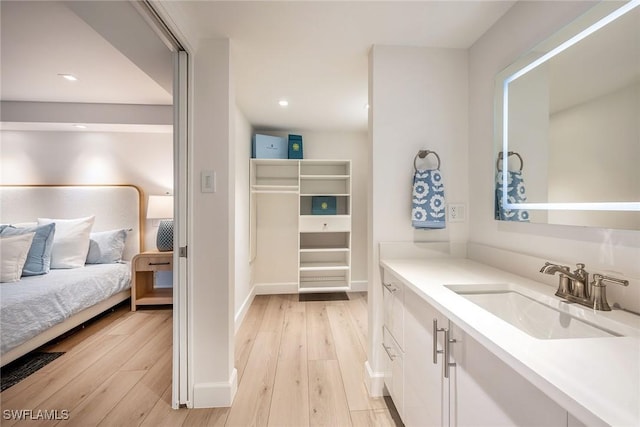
593;273;629;288
590;274;629;311
575;263;586;271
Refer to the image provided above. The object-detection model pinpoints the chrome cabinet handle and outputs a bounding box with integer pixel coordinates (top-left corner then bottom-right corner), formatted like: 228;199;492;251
433;319;444;364
433;319;456;378
443;329;457;379
382;282;398;293
382;343;397;360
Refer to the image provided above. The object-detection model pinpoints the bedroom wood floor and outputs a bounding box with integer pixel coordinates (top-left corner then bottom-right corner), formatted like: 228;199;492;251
0;293;398;426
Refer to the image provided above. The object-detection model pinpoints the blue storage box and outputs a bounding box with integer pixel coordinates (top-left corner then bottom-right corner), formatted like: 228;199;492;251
252;134;287;159
312;196;337;215
288;134;303;159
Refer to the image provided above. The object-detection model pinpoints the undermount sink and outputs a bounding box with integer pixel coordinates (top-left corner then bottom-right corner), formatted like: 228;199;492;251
445;285;620;340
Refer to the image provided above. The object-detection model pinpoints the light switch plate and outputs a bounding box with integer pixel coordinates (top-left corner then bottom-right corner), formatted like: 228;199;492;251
201;170;215;193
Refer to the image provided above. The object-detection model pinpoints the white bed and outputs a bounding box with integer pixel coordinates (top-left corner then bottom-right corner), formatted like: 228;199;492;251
0;185;143;366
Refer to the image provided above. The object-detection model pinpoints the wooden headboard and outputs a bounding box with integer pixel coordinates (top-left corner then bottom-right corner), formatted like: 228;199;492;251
0;185;144;260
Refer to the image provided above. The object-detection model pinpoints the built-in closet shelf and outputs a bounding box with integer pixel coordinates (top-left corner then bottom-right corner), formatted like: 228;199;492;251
251;184;299;194
300;175;350;180
299;262;350;271
299;247;350;253
300;245;350;251
299;286;350;293
300;193;350;197
250;158;351;294
252;181;298;188
250;159;296;166
250;159;299;192
298;160;351;292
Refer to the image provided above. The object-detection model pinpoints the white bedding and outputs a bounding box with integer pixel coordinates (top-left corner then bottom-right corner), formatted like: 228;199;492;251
1;263;131;355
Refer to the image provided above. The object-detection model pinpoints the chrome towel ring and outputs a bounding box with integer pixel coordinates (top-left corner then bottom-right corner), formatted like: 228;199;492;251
496;151;524;172
414;150;441;171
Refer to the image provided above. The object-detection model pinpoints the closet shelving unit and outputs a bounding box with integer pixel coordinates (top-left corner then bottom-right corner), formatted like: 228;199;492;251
250;159;299;194
298;160;352;293
250;159;352;293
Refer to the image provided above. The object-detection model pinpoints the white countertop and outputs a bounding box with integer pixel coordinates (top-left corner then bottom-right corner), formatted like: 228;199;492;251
380;257;640;427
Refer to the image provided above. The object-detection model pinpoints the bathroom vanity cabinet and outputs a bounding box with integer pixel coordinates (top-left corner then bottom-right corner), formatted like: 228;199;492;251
382;268;583;427
381;270;407;418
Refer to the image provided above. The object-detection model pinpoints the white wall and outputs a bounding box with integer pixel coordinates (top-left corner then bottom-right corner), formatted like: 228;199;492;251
234;106;254;326
0;129;173;250
369;46;469;245
367;45;469;392
468;1;640;313
189;38;236;407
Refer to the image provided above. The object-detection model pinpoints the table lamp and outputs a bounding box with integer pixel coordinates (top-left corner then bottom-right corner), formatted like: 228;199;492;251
147;195;173;252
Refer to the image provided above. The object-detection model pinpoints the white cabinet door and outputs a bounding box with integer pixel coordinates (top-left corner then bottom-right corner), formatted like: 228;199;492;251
382;270;404;349
403;287;450;427
449;322;567;427
382;326;404;418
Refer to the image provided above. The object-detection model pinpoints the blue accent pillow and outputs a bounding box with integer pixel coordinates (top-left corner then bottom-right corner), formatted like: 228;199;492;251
0;223;56;276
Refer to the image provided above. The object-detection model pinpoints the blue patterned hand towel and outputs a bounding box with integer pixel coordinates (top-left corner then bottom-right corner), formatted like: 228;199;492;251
412;169;446;229
495;170;529;221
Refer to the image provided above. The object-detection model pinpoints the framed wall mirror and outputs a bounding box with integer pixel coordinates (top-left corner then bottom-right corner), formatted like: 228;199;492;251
494;0;640;230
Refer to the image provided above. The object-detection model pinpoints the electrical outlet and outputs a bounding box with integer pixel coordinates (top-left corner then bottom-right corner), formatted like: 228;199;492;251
448;203;466;223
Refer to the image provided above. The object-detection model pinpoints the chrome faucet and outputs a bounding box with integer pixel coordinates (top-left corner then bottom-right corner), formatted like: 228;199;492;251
540;262;588;299
540;262;629;311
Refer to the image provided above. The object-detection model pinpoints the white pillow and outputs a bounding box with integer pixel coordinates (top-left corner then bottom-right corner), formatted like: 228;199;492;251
86;229;128;264
0;232;35;283
38;216;95;269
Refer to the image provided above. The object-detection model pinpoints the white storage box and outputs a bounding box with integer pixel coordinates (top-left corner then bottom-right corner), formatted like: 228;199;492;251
252;134;287;159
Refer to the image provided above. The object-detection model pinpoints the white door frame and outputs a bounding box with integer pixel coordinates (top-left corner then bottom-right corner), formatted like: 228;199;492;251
172;49;190;408
138;0;192;408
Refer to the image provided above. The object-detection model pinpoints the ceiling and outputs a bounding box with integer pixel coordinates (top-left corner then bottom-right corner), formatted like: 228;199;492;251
0;1;173;105
1;1;516;132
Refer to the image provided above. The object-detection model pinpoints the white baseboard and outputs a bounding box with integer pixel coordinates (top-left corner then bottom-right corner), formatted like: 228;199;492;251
351;280;368;292
254;282;298;295
235;286;256;334
192;368;238;408
364;360;385;397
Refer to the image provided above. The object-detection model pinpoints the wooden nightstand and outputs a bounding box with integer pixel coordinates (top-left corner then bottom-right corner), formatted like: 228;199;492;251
131;251;173;311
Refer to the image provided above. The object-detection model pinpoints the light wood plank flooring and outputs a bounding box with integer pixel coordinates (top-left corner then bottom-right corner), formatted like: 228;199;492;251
1;293;397;426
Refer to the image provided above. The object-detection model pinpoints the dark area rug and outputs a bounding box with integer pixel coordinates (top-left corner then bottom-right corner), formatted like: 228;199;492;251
299;292;349;302
1;352;65;392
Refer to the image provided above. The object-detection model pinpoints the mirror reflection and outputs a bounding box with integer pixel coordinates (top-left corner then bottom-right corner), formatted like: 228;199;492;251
495;1;640;230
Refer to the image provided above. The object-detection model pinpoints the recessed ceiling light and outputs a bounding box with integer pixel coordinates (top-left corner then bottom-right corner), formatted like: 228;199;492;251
278;100;289;107
58;73;78;81
72;124;87;129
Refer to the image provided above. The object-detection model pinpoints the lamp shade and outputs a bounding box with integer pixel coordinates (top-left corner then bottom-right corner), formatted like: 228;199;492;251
147;195;173;219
